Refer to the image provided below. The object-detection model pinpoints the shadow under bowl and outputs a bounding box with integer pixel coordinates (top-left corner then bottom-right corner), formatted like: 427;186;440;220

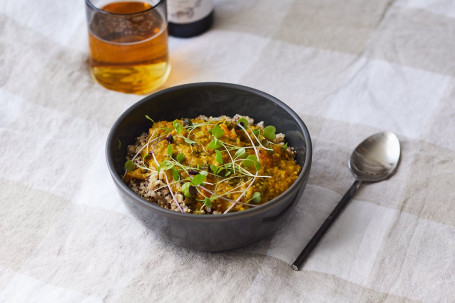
106;82;312;251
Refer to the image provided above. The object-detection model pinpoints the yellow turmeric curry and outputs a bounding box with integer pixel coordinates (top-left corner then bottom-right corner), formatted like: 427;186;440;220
124;115;301;214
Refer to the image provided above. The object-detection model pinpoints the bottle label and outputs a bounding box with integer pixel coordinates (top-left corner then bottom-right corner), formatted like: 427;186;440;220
168;0;213;24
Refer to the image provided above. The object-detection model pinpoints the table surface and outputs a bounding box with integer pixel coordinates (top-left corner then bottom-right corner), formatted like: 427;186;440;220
1;0;455;302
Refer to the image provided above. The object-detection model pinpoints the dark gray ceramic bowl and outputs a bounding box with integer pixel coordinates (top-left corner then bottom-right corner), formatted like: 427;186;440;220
106;82;312;251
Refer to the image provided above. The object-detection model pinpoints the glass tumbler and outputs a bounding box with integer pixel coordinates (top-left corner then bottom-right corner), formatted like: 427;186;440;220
86;0;170;94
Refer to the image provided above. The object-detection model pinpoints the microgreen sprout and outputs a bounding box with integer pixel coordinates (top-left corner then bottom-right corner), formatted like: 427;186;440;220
173;120;183;134
210;165;218;175
263;125;276;141
212;124;225;138
215;150;223;164
249;126;273;152
282;142;288;150
251;192;262;203
125;160;135;172
191;174;206;186
176;153;185;163
182;182;197;198
208;138;223;150
157;160;174;173
171;168;180;181
237;118;249;128
181;182;192;198
204;197;212;208
234;147;247;159
184;137;196;145
145;115;154;124
167;145;173;157
242;155;261;171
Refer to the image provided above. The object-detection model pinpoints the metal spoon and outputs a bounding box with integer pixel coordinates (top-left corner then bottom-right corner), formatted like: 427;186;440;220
291;132;401;271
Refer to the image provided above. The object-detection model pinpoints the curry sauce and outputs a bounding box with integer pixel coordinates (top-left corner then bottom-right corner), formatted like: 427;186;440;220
124;115;301;214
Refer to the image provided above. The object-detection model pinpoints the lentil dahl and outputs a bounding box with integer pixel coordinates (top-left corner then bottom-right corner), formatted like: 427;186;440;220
123;115;301;214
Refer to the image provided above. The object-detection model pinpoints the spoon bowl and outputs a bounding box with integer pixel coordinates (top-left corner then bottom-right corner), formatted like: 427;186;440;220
349;132;401;182
292;131;401;270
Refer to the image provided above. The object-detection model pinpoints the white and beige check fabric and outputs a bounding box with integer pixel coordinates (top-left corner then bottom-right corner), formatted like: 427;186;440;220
1;0;454;302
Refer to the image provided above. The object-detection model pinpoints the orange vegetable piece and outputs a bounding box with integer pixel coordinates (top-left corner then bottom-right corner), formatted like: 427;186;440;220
258;149;273;167
220;124;236;139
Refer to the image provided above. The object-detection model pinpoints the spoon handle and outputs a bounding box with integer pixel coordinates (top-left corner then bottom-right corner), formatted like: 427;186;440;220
291;179;362;271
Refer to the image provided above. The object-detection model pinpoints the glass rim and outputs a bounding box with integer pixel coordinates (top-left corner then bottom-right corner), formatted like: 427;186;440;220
85;0;165;16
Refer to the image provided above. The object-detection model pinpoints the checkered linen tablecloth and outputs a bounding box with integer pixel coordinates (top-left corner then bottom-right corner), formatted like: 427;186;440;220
1;0;454;302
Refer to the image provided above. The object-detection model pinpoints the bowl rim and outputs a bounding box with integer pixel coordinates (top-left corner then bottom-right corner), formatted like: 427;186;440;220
106;82;312;222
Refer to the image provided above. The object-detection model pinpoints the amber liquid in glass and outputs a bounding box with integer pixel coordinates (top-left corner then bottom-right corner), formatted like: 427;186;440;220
88;1;170;94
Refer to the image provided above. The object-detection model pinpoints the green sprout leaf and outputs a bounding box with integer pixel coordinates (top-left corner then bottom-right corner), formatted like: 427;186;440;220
237;118;249;128
171;168;180;181
217;167;225;175
173;120;183;134
215;150;223;164
253;128;260;136
167;144;173;157
204;197;212;208
145;115;154;124
242;155;260;171
158;160;175;174
184;137;196;145
242;155;257;168
234;147;247;159
181;182;192;198
263;125;276;141
199;170;208;176
191;174;206;186
124;160;135;172
210;165;218;175
212;124;225;139
252;192;262;203
282;142;288;150
217;166;231;177
160;160;174;170
176;153;185;163
254;160;261;171
208;138;223;150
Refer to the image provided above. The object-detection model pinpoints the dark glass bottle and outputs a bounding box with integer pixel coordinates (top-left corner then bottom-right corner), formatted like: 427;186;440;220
167;0;214;38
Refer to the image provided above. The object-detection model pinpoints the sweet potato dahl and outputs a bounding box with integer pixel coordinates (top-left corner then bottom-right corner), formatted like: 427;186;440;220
123;115;301;214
